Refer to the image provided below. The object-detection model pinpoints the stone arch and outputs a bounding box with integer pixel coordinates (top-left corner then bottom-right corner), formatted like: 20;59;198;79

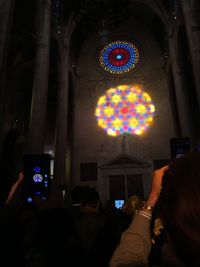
130;0;172;34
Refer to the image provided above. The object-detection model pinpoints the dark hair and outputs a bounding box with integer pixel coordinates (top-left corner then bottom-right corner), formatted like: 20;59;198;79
71;185;84;204
160;152;200;265
81;186;100;208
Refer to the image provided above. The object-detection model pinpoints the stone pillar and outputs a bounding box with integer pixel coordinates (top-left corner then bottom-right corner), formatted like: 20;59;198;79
181;0;200;109
0;0;15;154
0;0;14;85
27;0;51;153
168;37;194;140
54;17;76;186
54;41;70;185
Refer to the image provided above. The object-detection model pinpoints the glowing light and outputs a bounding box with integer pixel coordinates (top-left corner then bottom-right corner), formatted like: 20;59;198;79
111;94;121;104
129;118;139;128
150;104;156;113
95;84;155;136
147;117;153;122
143;92;151;102
100;41;139;74
112;118;122;129
98;96;106;105
135;129;143;135
136;104;146;114
34;167;41;173
127;92;137;102
98;119;107;129
104;106;114;116
118;85;129;90
121;107;129;114
95;108;101;116
33;174;43;183
108;128;117;136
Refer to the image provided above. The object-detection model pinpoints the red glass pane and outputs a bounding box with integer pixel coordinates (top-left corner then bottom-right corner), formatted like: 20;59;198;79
108;48;130;66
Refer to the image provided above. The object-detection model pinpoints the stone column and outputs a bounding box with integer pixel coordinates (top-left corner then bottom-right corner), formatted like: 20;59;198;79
54;41;70;185
54;17;76;186
27;0;51;153
181;0;200;109
0;0;15;154
168;37;194;140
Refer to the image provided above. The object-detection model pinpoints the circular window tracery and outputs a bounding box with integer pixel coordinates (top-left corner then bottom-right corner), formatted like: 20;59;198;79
95;85;155;136
100;41;139;74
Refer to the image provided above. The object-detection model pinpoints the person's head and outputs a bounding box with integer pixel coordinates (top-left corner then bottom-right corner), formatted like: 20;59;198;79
71;185;84;205
81;186;100;210
38;208;83;266
122;195;141;217
160;152;200;265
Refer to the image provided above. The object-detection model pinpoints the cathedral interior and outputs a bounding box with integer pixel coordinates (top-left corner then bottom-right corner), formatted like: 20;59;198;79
0;0;200;204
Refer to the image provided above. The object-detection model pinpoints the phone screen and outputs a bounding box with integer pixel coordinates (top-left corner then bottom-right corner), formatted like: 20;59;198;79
115;200;125;209
23;154;51;203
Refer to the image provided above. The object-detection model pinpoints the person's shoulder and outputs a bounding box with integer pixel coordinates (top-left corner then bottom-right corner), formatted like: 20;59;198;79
80;210;107;223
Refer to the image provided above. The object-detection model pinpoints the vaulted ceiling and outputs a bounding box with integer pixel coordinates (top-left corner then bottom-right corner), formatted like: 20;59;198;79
9;0;172;73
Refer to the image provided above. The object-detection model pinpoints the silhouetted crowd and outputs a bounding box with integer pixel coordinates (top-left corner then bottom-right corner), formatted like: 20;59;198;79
0;130;200;267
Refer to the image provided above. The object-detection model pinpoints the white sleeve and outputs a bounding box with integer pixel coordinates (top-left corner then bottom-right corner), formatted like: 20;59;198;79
109;213;152;267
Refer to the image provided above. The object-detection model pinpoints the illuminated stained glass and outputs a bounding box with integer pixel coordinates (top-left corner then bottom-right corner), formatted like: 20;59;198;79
100;41;139;74
95;85;155;136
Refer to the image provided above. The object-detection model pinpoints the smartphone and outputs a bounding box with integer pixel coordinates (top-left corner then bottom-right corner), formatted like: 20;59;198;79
115;199;125;209
170;137;190;159
23;153;51;203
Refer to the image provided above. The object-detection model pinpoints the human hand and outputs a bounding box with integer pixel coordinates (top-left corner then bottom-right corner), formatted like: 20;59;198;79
147;165;168;207
5;172;24;207
5;172;64;211
33;179;64;211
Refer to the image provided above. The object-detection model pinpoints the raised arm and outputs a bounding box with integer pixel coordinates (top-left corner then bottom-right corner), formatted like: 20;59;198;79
109;166;168;267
